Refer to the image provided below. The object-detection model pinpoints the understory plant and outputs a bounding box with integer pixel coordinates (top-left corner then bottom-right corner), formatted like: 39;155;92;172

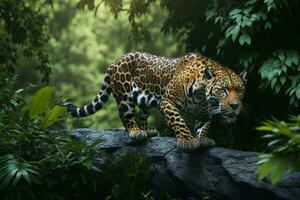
0;82;104;199
256;116;300;184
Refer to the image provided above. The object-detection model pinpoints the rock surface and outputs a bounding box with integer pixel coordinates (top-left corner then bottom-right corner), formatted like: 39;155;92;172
70;128;300;200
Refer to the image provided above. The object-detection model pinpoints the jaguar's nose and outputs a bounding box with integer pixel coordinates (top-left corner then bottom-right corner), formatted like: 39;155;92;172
229;102;239;110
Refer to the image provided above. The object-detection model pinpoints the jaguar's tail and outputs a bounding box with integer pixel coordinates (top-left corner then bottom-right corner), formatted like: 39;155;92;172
60;74;112;117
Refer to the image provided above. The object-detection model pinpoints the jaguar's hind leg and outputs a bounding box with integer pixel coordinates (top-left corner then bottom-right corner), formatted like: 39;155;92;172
117;93;148;140
138;107;158;137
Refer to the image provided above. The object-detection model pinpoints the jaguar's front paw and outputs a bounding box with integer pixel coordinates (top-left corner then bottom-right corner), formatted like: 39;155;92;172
197;135;216;147
177;137;201;152
129;129;148;141
144;128;159;137
176;134;215;152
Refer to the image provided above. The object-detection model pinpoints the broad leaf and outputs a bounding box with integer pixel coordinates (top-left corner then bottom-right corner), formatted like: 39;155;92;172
257;157;274;180
28;86;53;118
40;105;67;128
239;34;251;46
270;158;286;184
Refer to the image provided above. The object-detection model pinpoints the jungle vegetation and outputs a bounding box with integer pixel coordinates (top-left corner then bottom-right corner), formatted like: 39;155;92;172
0;0;299;199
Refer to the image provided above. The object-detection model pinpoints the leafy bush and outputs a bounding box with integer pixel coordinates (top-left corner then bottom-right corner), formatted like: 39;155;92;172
0;154;40;189
0;83;104;199
256;116;300;184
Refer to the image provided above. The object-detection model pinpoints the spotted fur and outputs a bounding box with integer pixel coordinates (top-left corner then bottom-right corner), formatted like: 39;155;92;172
64;52;246;151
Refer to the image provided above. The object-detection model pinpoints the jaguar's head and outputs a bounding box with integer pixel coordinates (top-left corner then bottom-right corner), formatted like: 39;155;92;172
204;67;247;123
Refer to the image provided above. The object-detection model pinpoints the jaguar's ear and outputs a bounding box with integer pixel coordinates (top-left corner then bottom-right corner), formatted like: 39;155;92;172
239;69;247;83
204;68;214;80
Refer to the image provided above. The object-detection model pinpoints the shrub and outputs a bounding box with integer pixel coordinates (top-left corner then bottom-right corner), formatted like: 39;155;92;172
256;116;300;184
0;85;104;199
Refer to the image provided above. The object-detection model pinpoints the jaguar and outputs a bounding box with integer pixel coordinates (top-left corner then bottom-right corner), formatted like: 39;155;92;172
62;52;247;151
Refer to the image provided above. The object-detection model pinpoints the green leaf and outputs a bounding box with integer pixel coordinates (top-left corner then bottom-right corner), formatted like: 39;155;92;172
274;83;281;94
257;156;274;180
276;145;289;153
28;86;53;118
13;170;23;186
20;170;31;184
278;53;285;61
0;168;18;188
267;138;282;147
285;57;292;67
239;34;251;46
280;76;286;85
243;8;252;15
214;16;223;24
205;9;217;21
257;154;273;164
270;158;286;184
231;26;240;41
15;89;24;95
282;65;287;72
261;134;276;139
229;9;241;16
296;87;300;99
0;155;40;187
40;105;67;128
290;52;299;65
271;78;277;89
247;0;258;5
289;95;296;105
256;126;274;132
264;0;276;11
264;21;272;30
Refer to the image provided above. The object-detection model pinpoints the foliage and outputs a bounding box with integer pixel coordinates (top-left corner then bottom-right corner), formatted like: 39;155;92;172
256;116;300;184
0;84;66;155
0;0;51;82
0;83;103;199
104;153;151;200
258;50;300;100
0;154;40;189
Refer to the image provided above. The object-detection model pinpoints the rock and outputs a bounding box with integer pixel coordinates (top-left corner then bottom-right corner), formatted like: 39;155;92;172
70;128;300;200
